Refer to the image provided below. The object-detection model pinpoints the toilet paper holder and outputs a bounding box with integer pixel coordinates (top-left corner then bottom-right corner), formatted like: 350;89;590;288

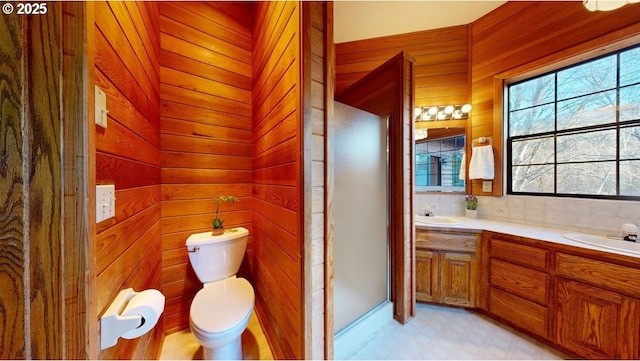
100;288;164;350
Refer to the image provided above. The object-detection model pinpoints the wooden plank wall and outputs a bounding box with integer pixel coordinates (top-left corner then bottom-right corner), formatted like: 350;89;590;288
62;2;94;358
335;25;469;107
0;11;27;359
94;2;164;359
158;2;254;334
471;1;640;195
0;6;65;359
252;1;304;359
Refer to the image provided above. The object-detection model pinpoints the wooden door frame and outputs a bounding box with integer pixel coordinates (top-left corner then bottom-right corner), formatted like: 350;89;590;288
61;2;97;358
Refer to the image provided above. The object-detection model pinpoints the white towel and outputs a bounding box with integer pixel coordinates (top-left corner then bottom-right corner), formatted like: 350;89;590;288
469;145;494;180
459;152;466;180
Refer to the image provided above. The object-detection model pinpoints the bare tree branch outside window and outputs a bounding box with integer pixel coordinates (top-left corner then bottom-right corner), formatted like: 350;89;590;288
507;45;640;198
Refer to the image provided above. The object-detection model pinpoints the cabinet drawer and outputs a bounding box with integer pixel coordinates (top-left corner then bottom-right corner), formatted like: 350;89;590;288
490;238;549;270
556;253;640;298
490;259;549;305
489;287;548;339
416;231;477;253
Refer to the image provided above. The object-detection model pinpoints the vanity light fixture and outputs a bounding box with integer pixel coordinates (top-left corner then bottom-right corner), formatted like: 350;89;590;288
414;104;472;121
415;128;428;141
583;0;638;11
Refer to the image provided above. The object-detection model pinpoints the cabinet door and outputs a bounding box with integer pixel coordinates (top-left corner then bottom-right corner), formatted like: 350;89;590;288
440;252;475;307
416;250;438;303
556;278;640;359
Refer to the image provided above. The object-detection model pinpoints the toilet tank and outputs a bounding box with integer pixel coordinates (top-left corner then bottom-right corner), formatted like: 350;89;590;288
186;227;249;283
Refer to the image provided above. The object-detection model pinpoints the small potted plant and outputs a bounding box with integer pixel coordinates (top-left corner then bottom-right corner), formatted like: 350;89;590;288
211;195;237;235
465;195;478;219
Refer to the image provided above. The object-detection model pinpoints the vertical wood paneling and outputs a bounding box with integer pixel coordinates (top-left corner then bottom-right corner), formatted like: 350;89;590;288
158;2;254;334
62;2;94;358
0;11;26;360
252;1;303;359
0;3;86;358
94;1;163;358
335;25;469;108
470;2;640;195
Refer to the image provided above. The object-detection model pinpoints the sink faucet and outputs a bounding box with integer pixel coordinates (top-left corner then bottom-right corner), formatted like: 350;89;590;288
424;205;435;217
623;223;638;242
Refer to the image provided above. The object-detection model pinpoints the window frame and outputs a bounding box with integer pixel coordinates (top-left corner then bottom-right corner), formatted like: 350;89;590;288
506;43;640;201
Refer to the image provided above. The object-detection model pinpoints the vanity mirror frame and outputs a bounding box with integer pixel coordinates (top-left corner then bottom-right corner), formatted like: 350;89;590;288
414;119;471;195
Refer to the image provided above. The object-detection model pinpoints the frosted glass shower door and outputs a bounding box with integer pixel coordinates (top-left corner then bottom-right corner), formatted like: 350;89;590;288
333;102;389;333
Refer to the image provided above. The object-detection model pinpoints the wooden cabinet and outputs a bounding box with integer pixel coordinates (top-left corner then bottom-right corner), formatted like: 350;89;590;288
486;234;551;339
416;249;438;303
555;253;640;359
416;230;479;307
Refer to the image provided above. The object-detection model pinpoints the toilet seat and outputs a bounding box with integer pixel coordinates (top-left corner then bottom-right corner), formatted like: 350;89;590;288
190;277;254;335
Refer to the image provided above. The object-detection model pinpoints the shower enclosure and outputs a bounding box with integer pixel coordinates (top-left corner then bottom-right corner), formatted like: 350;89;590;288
333;102;390;357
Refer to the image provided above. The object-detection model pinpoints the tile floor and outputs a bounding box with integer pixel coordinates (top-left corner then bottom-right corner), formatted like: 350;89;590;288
160;303;568;360
159;311;273;360
346;303;568;360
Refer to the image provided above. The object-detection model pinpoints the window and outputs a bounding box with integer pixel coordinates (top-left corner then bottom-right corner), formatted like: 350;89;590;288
507;44;640;199
416;135;465;192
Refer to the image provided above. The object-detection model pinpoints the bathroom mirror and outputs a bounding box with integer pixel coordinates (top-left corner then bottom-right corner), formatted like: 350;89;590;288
415;121;466;193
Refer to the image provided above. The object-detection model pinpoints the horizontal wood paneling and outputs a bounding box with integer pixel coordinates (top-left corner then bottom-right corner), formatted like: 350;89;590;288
253;1;303;359
158;1;254;333
335;25;469;108
94;1;162;358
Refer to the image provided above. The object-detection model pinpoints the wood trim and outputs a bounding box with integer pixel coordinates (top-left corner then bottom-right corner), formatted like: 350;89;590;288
86;4;98;356
27;5;63;357
0;10;26;359
300;3;313;359
324;1;335;359
62;2;94;358
492;77;503;196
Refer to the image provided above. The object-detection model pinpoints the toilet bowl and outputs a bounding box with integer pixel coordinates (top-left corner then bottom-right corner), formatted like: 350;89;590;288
189;277;254;360
186;228;254;360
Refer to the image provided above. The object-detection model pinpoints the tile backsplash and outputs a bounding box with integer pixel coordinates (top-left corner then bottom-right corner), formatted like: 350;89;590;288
415;193;640;236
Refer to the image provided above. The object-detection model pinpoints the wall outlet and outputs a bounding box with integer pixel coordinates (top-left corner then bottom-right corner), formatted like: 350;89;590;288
96;184;115;223
95;85;108;128
482;181;493;192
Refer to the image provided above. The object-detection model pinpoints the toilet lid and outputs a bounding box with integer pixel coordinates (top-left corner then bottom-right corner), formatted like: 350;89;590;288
190;278;255;334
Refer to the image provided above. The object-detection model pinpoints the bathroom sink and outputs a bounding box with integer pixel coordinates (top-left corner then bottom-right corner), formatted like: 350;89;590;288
415;215;464;226
563;233;640;256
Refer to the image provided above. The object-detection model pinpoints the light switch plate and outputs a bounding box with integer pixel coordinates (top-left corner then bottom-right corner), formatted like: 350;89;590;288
482;180;493;192
95;85;108;128
96;184;115;223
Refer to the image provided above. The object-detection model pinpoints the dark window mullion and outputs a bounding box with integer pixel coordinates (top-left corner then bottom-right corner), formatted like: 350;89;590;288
553;72;558;195
615;52;621;196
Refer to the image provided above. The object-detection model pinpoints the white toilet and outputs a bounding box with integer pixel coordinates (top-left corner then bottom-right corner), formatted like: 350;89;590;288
186;227;255;360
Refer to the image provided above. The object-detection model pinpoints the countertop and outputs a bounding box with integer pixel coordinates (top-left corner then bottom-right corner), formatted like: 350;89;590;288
415;216;640;259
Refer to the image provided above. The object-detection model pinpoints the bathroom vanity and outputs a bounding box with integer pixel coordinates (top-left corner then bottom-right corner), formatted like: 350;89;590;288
416;222;640;359
415;229;481;307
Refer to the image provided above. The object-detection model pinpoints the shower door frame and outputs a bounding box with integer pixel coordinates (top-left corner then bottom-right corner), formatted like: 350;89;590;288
329;51;416;338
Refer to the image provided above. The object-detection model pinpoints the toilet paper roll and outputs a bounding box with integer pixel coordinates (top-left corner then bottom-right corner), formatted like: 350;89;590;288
121;289;165;339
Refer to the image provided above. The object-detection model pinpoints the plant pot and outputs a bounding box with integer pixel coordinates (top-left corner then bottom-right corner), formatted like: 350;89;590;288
211;228;225;236
465;209;478;219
